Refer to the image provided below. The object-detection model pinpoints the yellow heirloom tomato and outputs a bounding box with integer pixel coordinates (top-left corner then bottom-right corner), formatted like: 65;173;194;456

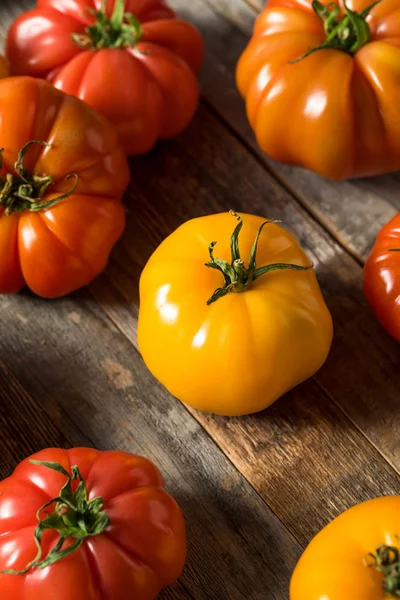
290;496;400;599
138;212;333;416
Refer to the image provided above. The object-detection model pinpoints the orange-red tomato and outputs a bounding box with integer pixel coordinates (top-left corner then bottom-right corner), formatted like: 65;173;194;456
237;0;400;180
0;77;129;298
7;0;204;156
0;448;186;600
363;214;400;341
290;496;400;599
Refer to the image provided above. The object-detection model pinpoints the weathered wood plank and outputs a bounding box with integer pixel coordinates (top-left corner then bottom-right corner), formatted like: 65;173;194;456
0;0;32;41
0;290;301;599
170;0;400;260
202;0;256;33
196;381;400;545
93;104;400;540
0;360;72;474
244;0;264;11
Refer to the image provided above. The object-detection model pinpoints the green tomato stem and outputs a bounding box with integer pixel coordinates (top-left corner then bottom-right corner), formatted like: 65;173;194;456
0;141;78;216
2;460;109;576
291;0;381;63
367;543;400;596
72;0;143;50
205;210;313;305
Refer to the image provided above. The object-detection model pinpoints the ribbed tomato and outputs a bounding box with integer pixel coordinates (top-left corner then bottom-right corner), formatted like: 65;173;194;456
0;448;186;600
7;0;204;155
0;76;129;298
237;0;400;180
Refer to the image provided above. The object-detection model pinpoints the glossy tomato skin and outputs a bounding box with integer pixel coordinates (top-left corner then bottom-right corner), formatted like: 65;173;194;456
0;76;130;298
290;496;400;600
6;0;204;156
363;214;400;341
0;448;186;600
237;0;400;180
138;213;333;416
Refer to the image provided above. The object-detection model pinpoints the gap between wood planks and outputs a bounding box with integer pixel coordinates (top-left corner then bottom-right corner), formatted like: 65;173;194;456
243;0;263;12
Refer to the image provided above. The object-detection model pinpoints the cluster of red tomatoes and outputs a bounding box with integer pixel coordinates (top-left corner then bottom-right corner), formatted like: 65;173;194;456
0;0;400;599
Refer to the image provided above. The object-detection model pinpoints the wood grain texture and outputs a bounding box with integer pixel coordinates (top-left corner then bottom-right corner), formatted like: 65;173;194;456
169;0;400;260
0;360;72;474
244;0;264;10
0;0;32;41
202;0;256;33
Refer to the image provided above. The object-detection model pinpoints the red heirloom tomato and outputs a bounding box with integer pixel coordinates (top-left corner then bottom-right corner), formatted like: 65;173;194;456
7;0;204;156
0;77;129;298
0;448;186;600
237;0;400;180
363;214;400;342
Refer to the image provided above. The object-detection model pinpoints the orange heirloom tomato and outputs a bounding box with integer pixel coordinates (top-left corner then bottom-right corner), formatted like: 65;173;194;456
363;214;400;342
0;448;186;600
138;212;333;416
290;496;400;599
7;0;204;156
237;0;400;180
0;77;129;298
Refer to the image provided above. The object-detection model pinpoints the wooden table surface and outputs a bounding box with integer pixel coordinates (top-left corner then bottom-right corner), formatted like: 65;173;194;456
1;1;400;598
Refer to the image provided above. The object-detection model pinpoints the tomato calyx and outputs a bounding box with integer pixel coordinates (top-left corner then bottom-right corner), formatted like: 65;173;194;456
2;460;109;576
0;141;78;216
205;210;313;305
72;0;143;50
291;0;381;63
367;543;400;596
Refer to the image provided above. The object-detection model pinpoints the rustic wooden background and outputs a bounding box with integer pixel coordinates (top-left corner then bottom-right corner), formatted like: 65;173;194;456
1;1;400;598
